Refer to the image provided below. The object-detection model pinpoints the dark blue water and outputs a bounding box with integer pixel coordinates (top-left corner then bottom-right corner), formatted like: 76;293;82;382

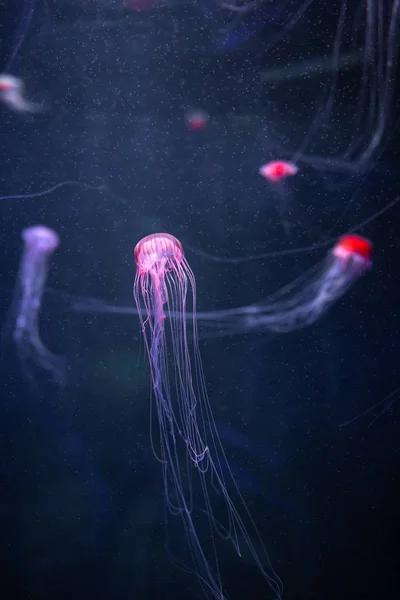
0;3;399;600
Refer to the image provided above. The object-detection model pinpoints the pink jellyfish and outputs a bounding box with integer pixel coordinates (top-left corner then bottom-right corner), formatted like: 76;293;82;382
259;160;299;233
259;160;298;183
133;233;282;600
3;225;65;383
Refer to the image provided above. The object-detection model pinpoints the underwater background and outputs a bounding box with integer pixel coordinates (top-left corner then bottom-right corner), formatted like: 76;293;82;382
0;2;399;599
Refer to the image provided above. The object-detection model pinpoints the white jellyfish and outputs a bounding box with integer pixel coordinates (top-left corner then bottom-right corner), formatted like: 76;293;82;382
0;74;43;113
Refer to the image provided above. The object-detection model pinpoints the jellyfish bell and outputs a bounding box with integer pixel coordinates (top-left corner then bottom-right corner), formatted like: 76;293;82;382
259;160;299;234
134;233;187;325
0;74;22;92
184;108;209;131
259;160;298;183
22;225;60;253
0;74;44;113
134;232;183;273
332;234;373;267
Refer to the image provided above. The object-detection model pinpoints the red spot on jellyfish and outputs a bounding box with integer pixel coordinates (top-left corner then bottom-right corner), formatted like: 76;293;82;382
258;161;299;234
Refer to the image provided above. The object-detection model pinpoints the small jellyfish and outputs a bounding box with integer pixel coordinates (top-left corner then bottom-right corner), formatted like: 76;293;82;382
259;160;299;233
331;233;372;266
3;225;65;384
184;108;209;131
259;160;298;183
0;74;43;113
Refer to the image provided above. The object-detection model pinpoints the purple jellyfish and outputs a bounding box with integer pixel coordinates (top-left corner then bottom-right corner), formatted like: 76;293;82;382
5;225;65;384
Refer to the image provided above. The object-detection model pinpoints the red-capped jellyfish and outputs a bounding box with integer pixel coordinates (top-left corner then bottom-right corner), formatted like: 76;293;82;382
197;234;373;336
133;233;282;600
259;161;298;184
3;225;65;384
259;160;299;233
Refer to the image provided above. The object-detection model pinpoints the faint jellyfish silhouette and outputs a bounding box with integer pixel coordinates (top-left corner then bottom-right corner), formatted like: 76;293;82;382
133;233;282;600
185;108;210;131
259;160;298;184
4;225;66;384
0;74;43;113
0;1;41;114
259;160;299;234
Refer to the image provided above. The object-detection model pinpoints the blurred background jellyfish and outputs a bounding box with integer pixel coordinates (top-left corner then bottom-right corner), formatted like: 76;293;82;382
0;0;38;112
259;160;299;234
0;74;43;113
133;233;282;600
184;107;210;131
196;234;373;336
3;225;65;384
